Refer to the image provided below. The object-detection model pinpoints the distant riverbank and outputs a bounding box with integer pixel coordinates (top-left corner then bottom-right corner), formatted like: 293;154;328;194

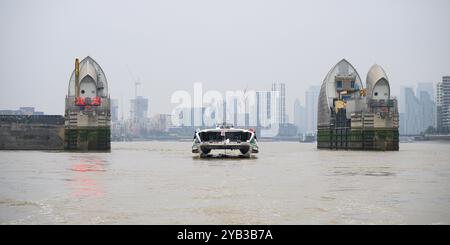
111;136;305;143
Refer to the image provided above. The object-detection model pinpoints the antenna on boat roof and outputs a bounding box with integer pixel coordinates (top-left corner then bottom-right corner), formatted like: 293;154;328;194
217;122;230;129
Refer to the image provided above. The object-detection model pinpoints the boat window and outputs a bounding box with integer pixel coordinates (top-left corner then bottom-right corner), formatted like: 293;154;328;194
199;132;223;142
225;132;251;142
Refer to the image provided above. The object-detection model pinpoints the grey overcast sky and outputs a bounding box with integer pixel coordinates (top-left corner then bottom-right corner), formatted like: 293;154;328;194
0;0;449;119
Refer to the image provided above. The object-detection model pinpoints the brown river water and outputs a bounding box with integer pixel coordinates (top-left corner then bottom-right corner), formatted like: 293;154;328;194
0;141;449;224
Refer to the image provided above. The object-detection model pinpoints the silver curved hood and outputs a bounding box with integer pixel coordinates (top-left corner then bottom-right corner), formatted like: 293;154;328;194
317;59;364;127
67;56;108;98
366;64;390;100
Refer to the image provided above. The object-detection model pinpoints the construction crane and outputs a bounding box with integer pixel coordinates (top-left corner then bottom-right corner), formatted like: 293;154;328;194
126;65;141;123
126;65;141;98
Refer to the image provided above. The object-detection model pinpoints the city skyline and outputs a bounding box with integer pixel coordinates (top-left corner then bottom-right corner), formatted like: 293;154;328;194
4;77;441;138
1;0;449;117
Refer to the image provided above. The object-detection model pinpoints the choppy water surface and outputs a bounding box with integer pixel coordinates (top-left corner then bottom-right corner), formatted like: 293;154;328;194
1;142;449;224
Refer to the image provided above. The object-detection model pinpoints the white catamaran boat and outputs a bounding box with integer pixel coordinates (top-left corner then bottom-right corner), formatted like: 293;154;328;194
192;124;259;158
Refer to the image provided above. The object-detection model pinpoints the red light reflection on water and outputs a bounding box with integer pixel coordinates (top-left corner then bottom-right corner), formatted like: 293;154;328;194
71;163;103;172
69;157;105;198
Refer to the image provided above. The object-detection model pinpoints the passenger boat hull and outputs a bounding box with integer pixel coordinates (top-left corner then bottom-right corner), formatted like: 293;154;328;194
192;124;259;157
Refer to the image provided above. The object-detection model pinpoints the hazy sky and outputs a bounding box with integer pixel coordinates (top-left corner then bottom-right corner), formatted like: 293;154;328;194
1;0;449;120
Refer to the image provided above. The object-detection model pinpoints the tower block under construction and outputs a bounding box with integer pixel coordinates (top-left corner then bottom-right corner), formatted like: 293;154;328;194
64;56;111;151
317;59;399;151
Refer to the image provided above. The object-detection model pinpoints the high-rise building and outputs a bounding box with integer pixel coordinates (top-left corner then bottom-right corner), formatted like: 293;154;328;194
417;82;435;101
111;99;119;122
192;107;205;127
130;96;148;123
233;97;238;127
400;85;436;135
418;90;436;132
402;87;420;135
305;85;320;133
271;83;286;125
223;97;237;126
436;82;443;131
222;100;227;125
293;98;306;134
149;114;172;132
437;76;450;132
256;91;271;128
399;85;407;113
436;82;443;106
177;107;192;127
400;87;435;135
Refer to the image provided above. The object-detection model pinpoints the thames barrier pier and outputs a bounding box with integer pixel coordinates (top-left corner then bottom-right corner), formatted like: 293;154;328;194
317;59;399;151
64;57;111;151
0;115;64;150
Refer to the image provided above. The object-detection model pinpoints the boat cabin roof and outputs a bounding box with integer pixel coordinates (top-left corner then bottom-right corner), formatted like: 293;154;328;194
197;128;253;133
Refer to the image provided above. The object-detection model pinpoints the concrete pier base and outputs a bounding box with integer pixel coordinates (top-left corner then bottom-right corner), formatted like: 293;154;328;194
317;128;399;151
64;56;111;152
64;127;110;151
0;115;64;150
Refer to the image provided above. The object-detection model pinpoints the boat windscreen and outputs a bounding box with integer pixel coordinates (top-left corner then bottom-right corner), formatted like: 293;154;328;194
199;131;252;142
225;132;251;142
199;132;223;142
